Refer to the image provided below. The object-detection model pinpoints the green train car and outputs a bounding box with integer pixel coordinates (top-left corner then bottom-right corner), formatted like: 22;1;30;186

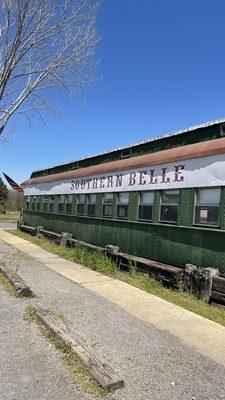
22;119;225;276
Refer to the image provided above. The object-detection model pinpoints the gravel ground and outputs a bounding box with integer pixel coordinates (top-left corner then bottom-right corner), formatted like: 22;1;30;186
0;284;88;400
0;235;225;400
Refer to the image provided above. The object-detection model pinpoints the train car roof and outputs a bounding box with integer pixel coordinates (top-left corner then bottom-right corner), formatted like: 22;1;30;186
31;118;225;176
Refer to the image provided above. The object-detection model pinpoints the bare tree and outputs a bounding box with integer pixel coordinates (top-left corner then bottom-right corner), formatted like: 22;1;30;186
0;0;99;141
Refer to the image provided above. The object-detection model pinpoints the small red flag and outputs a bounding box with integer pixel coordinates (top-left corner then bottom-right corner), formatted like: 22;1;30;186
2;173;24;192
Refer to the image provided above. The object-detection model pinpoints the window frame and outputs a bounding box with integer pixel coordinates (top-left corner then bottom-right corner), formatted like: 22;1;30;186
102;193;114;218
138;191;154;221
87;194;96;216
121;148;132;159
193;187;221;228
31;195;37;211
43;196;49;212
24;196;30;210
116;192;129;220
49;196;55;213
65;194;72;214
57;195;64;213
159;189;180;224
36;196;41;211
76;194;85;215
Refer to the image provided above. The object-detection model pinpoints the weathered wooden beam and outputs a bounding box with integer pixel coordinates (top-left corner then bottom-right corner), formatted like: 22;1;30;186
184;264;219;302
211;290;225;306
212;276;225;294
32;304;124;391
69;238;106;253
40;229;61;239
39;228;105;251
107;249;183;288
20;224;35;233
0;263;33;297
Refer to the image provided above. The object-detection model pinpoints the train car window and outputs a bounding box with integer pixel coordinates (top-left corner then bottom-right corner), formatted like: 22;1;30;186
102;193;114;217
44;196;49;212
116;192;129;219
194;188;220;227
50;196;55;213
138;191;154;220
121;148;132;159
36;196;41;211
160;190;180;223
66;194;72;214
77;194;85;214
87;194;96;216
32;196;37;210
57;195;64;213
25;196;30;210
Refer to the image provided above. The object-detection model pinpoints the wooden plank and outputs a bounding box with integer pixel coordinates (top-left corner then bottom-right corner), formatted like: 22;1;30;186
212;276;225;294
32;304;124;391
211;290;225;306
109;250;182;275
20;224;35;233
0;263;33;297
107;249;183;288
69;238;105;253
184;265;219;303
41;229;61;239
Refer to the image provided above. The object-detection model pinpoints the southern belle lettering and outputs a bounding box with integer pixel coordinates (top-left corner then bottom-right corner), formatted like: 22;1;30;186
70;164;185;192
23;153;225;195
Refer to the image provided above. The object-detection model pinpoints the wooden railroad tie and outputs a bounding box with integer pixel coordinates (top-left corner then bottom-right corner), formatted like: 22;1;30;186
31;304;124;391
0;263;33;297
211;276;225;306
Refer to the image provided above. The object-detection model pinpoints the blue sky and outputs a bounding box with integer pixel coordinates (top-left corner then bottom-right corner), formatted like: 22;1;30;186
2;0;225;184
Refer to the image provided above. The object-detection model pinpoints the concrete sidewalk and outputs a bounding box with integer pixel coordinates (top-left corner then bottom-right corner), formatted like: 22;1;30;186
1;229;225;369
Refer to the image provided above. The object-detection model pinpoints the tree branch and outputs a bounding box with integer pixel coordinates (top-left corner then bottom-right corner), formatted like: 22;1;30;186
0;0;100;139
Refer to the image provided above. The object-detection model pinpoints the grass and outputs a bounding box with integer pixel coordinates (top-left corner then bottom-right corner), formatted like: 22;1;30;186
24;307;110;399
8;229;225;328
0;212;20;221
48;307;68;325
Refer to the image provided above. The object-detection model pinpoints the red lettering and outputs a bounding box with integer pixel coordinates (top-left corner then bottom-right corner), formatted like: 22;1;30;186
129;172;136;186
149;170;157;184
99;176;105;188
161;167;170;183
174;164;185;182
86;179;92;189
139;170;147;185
107;176;113;188
116;174;123;187
92;178;98;189
81;179;85;190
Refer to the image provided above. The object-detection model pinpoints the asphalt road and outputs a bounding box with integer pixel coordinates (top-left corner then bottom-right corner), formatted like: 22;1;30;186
0;228;225;399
